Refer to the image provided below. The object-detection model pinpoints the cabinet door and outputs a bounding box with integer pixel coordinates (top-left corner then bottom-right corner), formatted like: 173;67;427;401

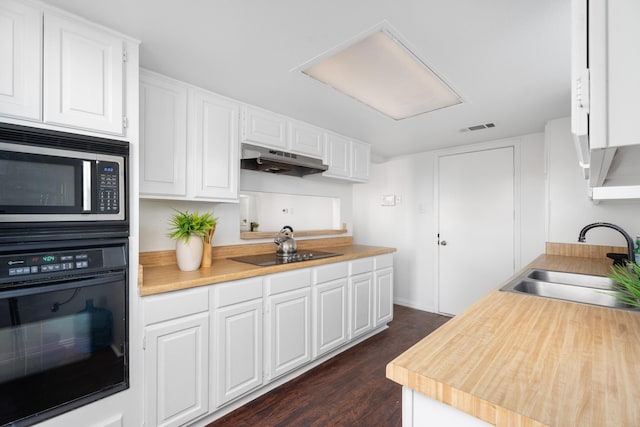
241;106;287;149
189;88;239;201
214;299;263;408
323;132;351;178
606;0;640;147
265;287;311;381
0;0;41;120
374;267;394;327
44;12;124;135
139;70;188;197
350;272;373;339
313;278;348;358
351;140;370;181
144;312;209;427
289;120;324;158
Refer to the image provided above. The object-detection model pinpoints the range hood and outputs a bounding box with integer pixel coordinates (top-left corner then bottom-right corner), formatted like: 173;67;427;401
240;144;328;177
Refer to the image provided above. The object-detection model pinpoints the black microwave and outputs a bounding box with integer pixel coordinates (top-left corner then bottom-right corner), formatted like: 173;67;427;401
0;123;128;230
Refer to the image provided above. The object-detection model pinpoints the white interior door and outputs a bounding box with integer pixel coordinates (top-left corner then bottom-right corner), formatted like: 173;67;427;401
438;147;515;316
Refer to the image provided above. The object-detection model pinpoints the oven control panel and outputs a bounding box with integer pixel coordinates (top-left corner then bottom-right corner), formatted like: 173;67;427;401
0;249;104;279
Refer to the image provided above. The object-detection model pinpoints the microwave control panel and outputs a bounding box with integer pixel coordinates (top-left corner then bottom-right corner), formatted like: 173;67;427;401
97;161;120;214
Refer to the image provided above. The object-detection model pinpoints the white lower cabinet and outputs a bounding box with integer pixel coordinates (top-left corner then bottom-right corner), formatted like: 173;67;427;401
264;269;312;382
349;258;374;339
374;254;394;327
211;278;263;408
143;288;210;427
312;262;349;358
402;387;492;427
142;255;393;425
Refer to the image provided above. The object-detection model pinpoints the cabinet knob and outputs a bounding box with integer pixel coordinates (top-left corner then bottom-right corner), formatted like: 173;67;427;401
440;240;447;246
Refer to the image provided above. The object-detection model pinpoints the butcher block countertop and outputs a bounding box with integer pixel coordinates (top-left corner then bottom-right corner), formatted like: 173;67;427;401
386;243;640;427
139;237;395;296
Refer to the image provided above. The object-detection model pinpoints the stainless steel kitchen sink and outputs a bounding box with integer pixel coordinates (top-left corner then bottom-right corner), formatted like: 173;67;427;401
500;268;639;310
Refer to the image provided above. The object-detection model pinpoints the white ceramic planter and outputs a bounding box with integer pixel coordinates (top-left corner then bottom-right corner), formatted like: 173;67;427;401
175;234;203;271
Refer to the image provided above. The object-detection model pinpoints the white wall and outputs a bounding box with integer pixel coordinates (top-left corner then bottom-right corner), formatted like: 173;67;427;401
353;152;437;311
139;170;353;252
353;133;546;312
545;117;640;245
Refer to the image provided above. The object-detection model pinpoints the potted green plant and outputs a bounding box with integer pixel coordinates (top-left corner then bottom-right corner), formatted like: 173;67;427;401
168;209;217;271
608;263;640;307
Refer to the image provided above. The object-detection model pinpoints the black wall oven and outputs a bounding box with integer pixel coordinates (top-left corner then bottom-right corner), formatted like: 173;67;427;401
0;123;130;426
0;239;129;426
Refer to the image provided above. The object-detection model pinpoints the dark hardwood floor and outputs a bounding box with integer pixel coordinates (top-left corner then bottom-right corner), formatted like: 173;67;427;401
207;305;451;427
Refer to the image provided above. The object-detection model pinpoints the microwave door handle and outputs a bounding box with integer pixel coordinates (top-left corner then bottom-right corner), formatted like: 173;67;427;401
82;161;92;212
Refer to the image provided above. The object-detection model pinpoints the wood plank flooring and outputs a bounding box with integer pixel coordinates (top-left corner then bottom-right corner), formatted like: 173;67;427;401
206;305;451;427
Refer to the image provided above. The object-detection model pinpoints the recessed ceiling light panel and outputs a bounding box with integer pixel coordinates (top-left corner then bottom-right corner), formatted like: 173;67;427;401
297;23;463;120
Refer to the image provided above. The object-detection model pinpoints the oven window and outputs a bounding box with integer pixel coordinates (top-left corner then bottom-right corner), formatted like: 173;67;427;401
0;276;128;426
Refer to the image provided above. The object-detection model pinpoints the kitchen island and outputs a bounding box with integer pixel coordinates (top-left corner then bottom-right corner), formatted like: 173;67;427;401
386;243;640;427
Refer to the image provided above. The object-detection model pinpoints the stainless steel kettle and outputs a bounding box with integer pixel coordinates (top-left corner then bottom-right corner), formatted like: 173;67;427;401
274;225;297;256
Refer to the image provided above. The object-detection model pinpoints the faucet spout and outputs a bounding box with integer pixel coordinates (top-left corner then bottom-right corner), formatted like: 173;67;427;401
578;222;635;264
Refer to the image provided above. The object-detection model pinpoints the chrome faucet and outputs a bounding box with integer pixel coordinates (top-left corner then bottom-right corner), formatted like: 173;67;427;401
578;222;635;264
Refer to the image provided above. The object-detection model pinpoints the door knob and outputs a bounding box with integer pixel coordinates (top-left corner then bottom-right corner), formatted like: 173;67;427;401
440;240;447;246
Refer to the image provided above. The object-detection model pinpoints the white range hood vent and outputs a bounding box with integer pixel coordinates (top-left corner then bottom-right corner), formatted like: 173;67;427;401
240;144;328;177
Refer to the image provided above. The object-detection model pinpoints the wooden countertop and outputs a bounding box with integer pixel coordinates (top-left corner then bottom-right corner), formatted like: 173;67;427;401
386;247;640;427
139;242;395;296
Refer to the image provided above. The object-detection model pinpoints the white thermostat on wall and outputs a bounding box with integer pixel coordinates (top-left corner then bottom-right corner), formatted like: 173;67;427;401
381;194;397;206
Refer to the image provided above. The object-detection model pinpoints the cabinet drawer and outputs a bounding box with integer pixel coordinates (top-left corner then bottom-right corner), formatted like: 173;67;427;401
265;269;311;295
143;287;209;326
375;254;393;270
350;258;374;276
213;277;263;308
313;262;348;284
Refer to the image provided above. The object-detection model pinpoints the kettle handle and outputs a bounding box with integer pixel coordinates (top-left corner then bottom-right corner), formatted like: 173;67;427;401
282;225;293;233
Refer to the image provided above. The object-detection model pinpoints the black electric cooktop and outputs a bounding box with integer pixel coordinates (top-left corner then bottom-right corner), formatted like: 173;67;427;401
230;250;341;266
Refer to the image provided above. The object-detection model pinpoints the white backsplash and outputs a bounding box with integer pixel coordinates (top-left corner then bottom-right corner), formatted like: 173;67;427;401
139;170;354;252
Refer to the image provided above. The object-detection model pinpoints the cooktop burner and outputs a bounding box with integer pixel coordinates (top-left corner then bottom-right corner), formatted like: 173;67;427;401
230;250;342;266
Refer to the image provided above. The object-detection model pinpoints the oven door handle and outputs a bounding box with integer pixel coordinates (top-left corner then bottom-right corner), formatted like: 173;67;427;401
1;271;125;299
82;160;92;212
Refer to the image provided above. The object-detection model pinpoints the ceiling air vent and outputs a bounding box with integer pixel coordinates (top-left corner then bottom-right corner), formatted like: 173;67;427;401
460;123;495;132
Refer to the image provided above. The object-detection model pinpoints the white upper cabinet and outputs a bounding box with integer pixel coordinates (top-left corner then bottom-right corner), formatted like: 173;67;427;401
324;132;370;182
0;0;42;121
241;106;287;150
586;0;640;149
241;106;327;158
139;70;188;197
43;12;125;135
188;87;239;201
571;0;640;199
324;132;351;178
0;1;132;136
139;70;239;202
288;120;324;158
351;139;371;182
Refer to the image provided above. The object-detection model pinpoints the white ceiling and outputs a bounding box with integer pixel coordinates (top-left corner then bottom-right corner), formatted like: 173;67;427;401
42;0;571;161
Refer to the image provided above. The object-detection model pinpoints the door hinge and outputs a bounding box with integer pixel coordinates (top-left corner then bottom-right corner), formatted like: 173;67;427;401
122;49;128;62
123;116;128;128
